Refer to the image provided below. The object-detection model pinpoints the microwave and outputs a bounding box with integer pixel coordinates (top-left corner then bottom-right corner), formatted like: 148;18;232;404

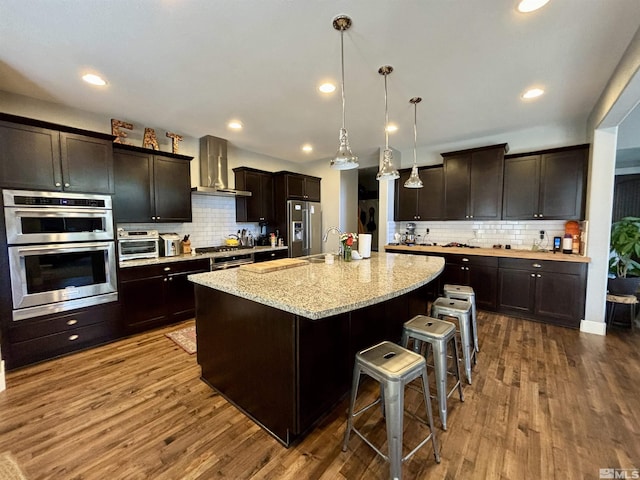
117;229;159;261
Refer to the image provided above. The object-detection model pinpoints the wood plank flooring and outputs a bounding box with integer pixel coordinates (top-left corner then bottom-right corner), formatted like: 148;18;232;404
1;312;639;479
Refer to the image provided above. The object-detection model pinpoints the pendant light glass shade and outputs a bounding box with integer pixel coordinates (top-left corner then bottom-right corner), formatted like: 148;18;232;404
404;97;424;188
330;15;358;170
376;66;399;181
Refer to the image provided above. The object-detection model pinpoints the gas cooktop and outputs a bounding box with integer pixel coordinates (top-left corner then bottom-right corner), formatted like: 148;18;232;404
195;245;254;254
442;242;480;248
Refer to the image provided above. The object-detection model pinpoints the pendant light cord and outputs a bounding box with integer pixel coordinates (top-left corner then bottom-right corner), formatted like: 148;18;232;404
340;29;346;130
384;73;389;149
413;101;418;166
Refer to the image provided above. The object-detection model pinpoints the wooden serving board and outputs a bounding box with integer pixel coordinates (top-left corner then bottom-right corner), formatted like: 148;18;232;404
239;258;309;273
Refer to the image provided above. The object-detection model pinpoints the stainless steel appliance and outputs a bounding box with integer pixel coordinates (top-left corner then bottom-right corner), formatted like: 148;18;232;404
194;245;254;270
3;189;117;321
402;222;417;245
3;189;114;244
159;233;182;257
117;229;159;261
287;200;322;258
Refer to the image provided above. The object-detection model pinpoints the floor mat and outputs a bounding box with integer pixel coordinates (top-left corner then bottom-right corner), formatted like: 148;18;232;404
165;326;196;354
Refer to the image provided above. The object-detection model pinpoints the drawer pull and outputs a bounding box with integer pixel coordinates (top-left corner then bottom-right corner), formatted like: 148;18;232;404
68;334;79;341
532;263;542;268
163;267;171;272
462;258;469;262
66;319;78;326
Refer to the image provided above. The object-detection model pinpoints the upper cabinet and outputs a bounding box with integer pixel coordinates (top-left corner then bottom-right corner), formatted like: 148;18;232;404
503;144;588;220
274;172;321;202
234;167;274;223
442;144;508;220
395;166;444;221
113;144;193;223
0;114;114;194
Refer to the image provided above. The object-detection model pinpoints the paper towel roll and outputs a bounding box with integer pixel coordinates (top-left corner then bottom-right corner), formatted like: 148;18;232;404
359;234;372;258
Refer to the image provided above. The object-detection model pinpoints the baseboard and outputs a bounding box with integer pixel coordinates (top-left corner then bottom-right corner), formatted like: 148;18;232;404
0;360;5;392
580;319;607;336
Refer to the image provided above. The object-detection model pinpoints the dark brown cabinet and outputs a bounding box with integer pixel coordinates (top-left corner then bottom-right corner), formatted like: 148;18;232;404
442;144;508;220
440;254;498;310
113;144;193;223
394;166;444;221
234;167;274;222
0;115;114;194
503;145;588;220
4;302;121;370
275;171;321;202
497;258;587;328
254;249;288;262
119;258;210;333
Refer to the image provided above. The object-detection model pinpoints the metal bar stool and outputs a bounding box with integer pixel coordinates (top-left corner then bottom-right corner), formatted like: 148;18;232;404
342;341;440;480
401;315;464;430
430;297;474;385
443;284;479;358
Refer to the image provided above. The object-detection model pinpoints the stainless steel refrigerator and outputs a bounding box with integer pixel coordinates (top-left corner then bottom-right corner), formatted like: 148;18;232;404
287;200;322;257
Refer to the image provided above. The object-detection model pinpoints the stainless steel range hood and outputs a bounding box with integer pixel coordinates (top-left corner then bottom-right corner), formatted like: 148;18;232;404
192;135;252;197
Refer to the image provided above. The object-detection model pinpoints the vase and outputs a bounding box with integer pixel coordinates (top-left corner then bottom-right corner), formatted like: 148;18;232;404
343;245;352;262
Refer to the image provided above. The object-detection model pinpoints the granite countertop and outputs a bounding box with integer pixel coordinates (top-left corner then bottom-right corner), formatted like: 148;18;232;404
119;246;288;268
384;244;591;263
188;252;445;320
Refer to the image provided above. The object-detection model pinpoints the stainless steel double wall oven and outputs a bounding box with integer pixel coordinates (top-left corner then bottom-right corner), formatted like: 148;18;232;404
3;189;117;321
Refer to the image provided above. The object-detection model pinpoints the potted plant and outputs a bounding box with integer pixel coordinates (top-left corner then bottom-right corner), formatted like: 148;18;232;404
608;216;640;295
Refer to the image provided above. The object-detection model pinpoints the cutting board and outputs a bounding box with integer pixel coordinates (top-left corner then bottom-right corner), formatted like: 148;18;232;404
239;258;309;273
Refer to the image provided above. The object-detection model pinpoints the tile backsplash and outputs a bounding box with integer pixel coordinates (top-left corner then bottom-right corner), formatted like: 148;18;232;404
117;194;261;249
390;220;570;251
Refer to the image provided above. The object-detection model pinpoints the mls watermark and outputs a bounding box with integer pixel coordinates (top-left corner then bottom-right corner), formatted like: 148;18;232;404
600;469;640;479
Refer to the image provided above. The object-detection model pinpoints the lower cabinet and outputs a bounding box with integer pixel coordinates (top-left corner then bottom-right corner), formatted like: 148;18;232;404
498;258;587;328
440;254;498;310
119;258;210;333
5;302;122;370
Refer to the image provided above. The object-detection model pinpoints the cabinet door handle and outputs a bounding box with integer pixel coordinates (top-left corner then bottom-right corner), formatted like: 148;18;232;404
68;334;79;341
64;183;70;188
151;216;156;220
534;214;538;218
168;277;173;281
55;182;61;187
539;214;543;218
537;274;542;278
469;215;473;218
66;319;78;326
531;273;535;277
532;263;542;268
164;278;168;282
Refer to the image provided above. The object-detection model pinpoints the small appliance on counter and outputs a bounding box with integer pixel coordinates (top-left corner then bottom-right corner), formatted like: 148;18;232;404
402;223;417;245
159;233;182;257
117;229;159;261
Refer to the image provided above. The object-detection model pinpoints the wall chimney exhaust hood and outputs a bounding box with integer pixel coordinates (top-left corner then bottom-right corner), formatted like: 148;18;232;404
192;135;252;197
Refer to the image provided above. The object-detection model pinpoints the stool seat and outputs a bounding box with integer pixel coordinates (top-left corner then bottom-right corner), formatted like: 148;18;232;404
402;316;464;430
431;297;474;384
443;284;474;295
342;341;440;479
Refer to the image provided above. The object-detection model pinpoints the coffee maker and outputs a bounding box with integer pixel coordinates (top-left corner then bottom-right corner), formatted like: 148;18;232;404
403;223;417;245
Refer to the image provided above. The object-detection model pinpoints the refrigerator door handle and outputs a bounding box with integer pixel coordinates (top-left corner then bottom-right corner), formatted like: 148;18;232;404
302;208;309;251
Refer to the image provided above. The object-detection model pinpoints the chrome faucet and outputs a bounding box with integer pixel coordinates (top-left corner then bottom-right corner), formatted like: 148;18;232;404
323;226;344;255
322;226;343;242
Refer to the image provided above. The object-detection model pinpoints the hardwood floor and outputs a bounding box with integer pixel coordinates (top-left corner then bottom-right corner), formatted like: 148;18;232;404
1;312;639;479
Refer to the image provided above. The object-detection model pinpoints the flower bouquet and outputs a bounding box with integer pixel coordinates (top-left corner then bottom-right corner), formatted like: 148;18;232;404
340;233;358;262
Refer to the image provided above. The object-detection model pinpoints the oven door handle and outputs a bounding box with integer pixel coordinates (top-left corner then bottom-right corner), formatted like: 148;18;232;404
11;241;114;256
10;207;112;217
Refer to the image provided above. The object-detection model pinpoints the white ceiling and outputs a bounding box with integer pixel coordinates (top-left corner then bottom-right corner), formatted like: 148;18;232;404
1;0;640;164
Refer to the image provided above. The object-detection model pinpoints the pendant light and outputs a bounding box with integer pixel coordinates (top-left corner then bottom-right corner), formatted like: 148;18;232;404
376;65;399;181
330;15;358;170
404;97;424;188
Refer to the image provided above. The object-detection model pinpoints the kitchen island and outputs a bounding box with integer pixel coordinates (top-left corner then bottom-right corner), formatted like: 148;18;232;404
189;252;444;446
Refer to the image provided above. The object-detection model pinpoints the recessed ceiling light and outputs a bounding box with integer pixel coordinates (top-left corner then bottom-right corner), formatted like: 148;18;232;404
517;0;550;13
82;73;107;86
319;83;336;93
521;88;545;99
302;144;313;152
228;121;243;130
385;124;398;133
